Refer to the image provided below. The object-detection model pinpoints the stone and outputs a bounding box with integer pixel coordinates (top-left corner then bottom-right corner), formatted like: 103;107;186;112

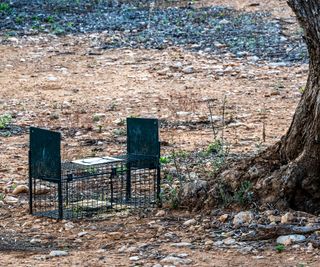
160;256;192;265
12;185;29;195
208;115;222;122
268;215;281;223
182;66;194;74
281;212;294;224
153;264;162;267
183;219;196;226
64;222;75;230
47;75;58;81
34;186;50;195
129;256;140;261
176;111;192;117
218;214;229;223
155;210;166;217
276;235;306;245
4;196;18;204
157;68;170;76
30;238;41;244
77;231;88;237
49;250;68;257
233;211;254;226
223;237;236;245
170;242;192;247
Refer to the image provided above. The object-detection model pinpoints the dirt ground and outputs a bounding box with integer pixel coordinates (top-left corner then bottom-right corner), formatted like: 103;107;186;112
0;0;318;266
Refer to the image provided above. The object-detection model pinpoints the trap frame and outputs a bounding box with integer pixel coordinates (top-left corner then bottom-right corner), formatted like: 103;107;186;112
29;118;161;220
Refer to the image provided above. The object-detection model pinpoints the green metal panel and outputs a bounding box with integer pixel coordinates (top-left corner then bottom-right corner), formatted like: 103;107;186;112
127;118;160;157
29;127;61;182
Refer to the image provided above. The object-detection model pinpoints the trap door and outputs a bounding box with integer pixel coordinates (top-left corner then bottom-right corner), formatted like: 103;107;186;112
29;127;61;181
126;118;161;204
127;118;160;168
29;127;63;219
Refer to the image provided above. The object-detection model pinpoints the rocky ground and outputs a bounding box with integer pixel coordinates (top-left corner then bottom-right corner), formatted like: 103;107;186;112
0;0;319;266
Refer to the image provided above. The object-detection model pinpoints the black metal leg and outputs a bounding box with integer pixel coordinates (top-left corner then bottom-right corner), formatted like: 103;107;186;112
156;166;162;207
126;163;131;201
28;150;33;215
58;181;63;220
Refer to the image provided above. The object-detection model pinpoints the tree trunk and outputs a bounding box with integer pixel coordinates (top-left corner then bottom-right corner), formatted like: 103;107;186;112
206;0;320;214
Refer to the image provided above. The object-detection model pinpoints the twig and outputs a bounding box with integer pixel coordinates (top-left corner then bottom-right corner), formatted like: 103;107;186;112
207;99;218;140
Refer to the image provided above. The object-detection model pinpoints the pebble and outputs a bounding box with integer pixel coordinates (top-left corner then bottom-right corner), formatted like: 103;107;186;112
223;237;236;245
280;212;294;224
129;256;140;261
4;196;18;204
182;66;194;74
160;256;192;265
12;185;29;195
276;234;306;245
155;210;166;217
170;242;192;247
183;219;196;226
77;231;88;237
233;211;254;226
49;250;68;257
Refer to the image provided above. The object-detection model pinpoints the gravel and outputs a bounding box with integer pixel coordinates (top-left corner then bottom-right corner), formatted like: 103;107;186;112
0;0;308;63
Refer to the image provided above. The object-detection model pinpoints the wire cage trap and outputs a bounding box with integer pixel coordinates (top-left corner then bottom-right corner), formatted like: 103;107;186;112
29;118;161;220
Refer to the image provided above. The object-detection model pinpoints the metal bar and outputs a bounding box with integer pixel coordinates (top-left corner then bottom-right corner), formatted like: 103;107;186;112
58;181;63;219
28;150;33;215
126;162;131;201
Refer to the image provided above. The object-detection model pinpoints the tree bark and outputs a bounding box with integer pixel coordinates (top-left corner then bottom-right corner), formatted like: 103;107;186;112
206;0;320;214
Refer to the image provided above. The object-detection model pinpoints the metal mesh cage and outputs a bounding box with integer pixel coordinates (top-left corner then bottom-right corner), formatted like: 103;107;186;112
29;120;161;220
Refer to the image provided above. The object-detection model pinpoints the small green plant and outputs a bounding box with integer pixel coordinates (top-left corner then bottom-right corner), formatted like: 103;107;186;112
161;174;180;209
45;15;55;23
275;244;285;253
15;16;24;24
51;24;65;35
0;2;10;13
299;86;305;94
160;156;171;164
0;193;4;201
206;139;223;155
0;114;12;129
234;180;253;205
92;114;101;122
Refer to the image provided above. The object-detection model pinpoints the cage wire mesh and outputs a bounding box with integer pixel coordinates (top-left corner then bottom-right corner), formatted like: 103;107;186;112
29;118;161;220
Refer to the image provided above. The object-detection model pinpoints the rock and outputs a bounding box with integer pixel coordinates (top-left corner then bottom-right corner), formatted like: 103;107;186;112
208;115;222;122
181;179;208;199
157;68;170;75
34;186;50;195
170;242;192;247
30;238;41;244
218;214;229;223
223;237;236;245
233;211;254;226
183;219;196;226
4;196;18;204
49;250;68;257
281;212;294;224
155;210;166;217
160;256;192;265
64;222;75;230
268;215;281;223
153;264;162;267
47;75;58;81
248;56;260;62
12;185;29;195
182;66;194;74
77;231;88;237
129;256;140;261
276;235;306;245
176;111;192;117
